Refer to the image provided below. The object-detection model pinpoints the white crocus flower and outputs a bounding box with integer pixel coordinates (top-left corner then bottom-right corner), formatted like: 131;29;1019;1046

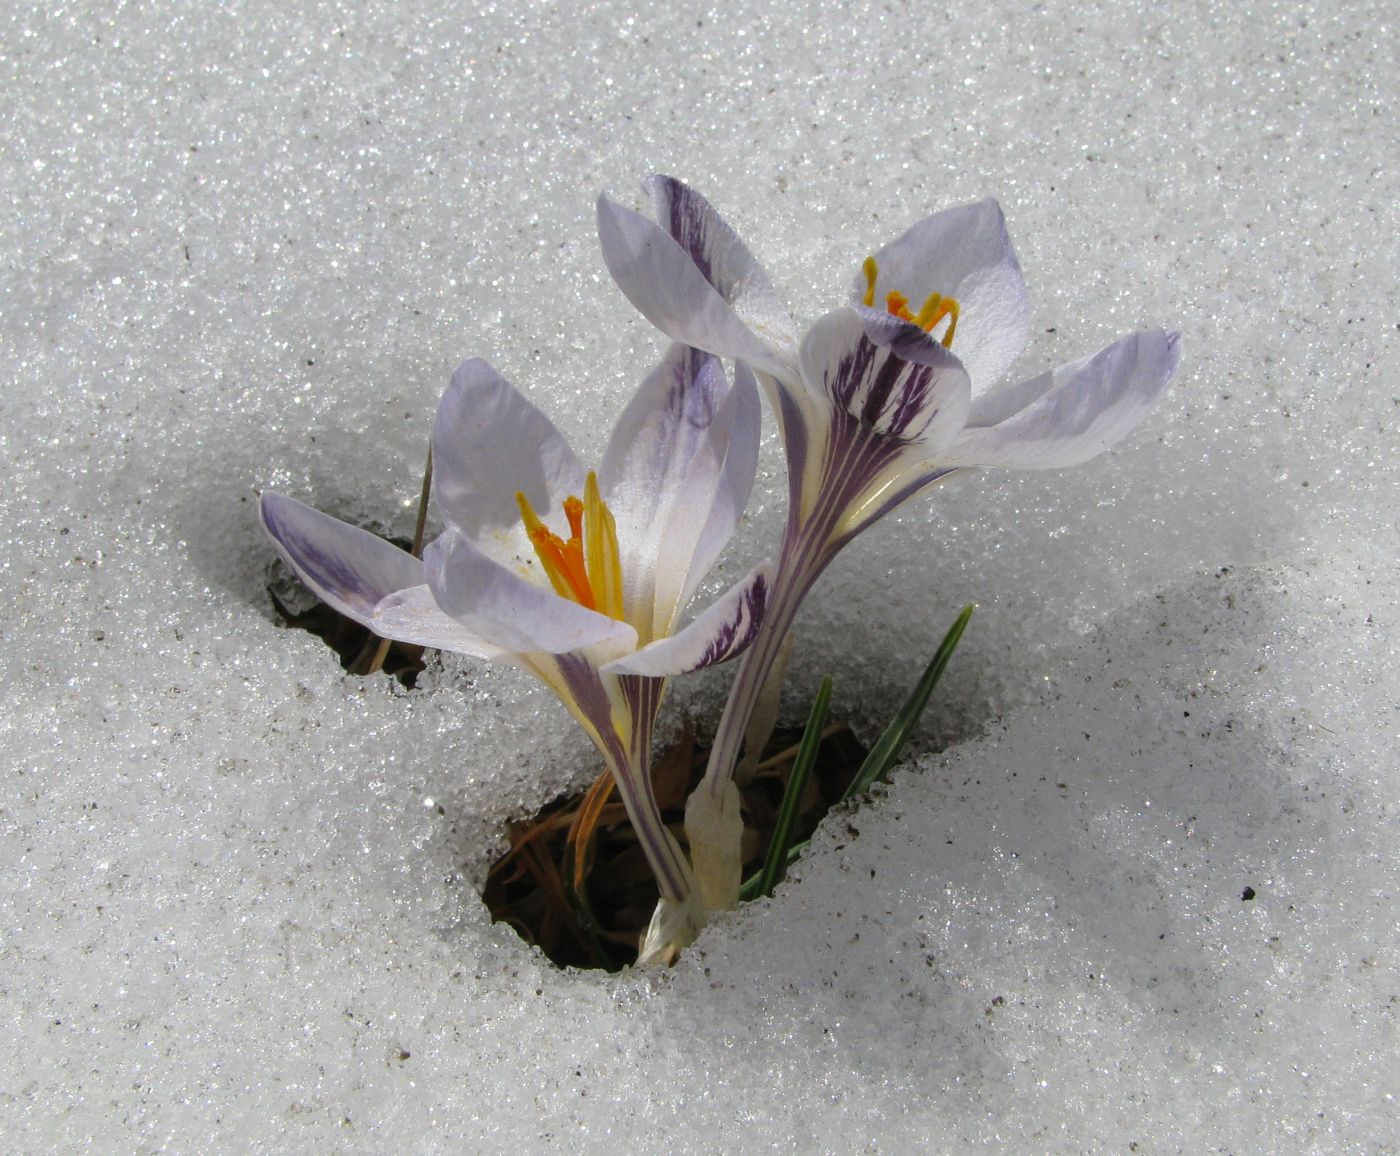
598;176;1181;909
261;344;767;962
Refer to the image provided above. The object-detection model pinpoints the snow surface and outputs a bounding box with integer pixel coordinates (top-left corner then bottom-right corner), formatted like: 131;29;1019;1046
2;0;1396;1151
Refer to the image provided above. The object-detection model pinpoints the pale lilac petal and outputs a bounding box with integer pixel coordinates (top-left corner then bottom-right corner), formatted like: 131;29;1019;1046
680;359;762;602
646;175;798;353
370;585;505;659
939;329;1182;469
602;565;770;677
853;198;1030;388
599;345;735;640
597;194;797;382
965;362;1063;428
431;359;586;540
261;492;421;624
799;307;971;451
424;529;637;656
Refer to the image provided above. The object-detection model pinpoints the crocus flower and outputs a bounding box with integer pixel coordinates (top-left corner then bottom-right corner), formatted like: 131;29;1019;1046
597;176;1181;908
261;343;767;961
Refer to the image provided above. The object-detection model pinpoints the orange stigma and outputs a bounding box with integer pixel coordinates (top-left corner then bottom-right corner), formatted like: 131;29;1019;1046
516;471;624;620
862;256;960;348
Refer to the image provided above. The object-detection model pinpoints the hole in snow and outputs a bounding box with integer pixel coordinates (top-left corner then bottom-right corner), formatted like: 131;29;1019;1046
265;536;427;688
483;720;870;972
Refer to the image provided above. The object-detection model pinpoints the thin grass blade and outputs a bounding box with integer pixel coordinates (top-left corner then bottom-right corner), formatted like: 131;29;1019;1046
841;604;974;803
749;676;832;900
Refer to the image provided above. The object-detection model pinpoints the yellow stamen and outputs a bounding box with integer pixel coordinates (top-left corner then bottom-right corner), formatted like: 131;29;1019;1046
862;256;960;348
516;491;570;599
559;497;596;603
583;472;624;620
913;292;960;348
861;255;879;307
516;490;596;609
515;474;626;621
912;292;944;329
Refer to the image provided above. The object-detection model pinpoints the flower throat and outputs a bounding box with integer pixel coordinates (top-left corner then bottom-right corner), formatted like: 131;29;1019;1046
516;471;624;620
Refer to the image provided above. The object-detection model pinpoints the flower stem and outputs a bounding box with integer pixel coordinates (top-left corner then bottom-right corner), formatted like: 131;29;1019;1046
607;675;695;907
700;488;843;803
533;656;703;956
699;558;814;802
691;440;877;908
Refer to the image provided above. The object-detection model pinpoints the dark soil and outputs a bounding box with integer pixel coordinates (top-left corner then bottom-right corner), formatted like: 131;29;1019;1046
483;721;868;971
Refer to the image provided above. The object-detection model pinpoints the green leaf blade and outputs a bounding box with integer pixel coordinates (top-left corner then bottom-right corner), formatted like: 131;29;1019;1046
842;604;975;804
749;676;833;900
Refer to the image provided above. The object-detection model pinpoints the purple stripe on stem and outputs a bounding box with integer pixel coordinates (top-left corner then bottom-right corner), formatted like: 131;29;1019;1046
550;654;692;904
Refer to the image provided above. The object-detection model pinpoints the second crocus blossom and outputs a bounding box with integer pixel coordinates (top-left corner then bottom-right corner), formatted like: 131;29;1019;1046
598;176;1181;908
261;343;767;961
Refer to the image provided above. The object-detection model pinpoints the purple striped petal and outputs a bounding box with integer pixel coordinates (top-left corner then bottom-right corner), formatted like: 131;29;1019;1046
646;175;798;353
597;194;796;382
600;344;740;641
602;564;770;677
769;366;821;512
853;198;1029;389
262;493;506;657
424;529;637;656
799;307;970;449
431;358;585;540
261;492;421;622
940;329;1182;469
600;344;728;535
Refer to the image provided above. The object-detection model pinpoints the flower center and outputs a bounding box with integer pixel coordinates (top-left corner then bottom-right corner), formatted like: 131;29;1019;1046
862;256;959;348
515;471;625;620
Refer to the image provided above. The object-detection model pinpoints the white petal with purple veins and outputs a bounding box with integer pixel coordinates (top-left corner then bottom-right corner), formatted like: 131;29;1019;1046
680;360;762;604
261;493;422;625
424;530;637;657
940;329;1182;469
597;194;796;381
646;175;798;353
602;564;770;677
799;307;971;448
600;344;736;643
